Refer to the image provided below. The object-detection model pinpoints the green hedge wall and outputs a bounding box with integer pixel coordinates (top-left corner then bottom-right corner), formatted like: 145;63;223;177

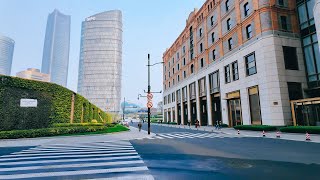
0;75;111;131
233;125;277;131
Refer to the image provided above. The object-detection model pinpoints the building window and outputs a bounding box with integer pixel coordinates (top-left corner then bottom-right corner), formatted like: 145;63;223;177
225;65;231;83
244;2;249;17
211;32;215;43
228;38;233;50
173;79;175;85
183;71;186;78
279;0;284;6
189;82;196;100
199;28;203;37
227;18;231;30
177;64;180;70
183;46;186;54
169;82;171;88
248;86;262;125
178;75;180;82
200;58;204;68
245;52;257;76
283;46;299;70
212;49;216;60
173;68;175;74
177;52;180;59
226;0;230;11
169;62;170;67
287;82;303;100
172;58;174;64
232;61;239;81
302;35;320;82
165;75;166;80
246;24;252;39
164;66;166;71
198;77;206;97
280;16;288;30
183;58;186;66
191;64;194;74
200;43;203;53
169;71;170;77
210;16;214;26
209;70;220;93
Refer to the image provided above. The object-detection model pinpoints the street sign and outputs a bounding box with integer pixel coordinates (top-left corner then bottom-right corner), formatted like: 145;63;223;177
147;93;153;99
147;102;153;108
20;99;37;107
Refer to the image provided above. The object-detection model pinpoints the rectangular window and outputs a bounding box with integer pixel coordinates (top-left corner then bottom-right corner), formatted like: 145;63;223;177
198;77;206;97
246;24;252;39
200;43;203;53
225;65;231;83
226;0;230;11
183;46;186;54
287;82;303;100
228;38;233;50
245;52;257;76
227;18;231;30
278;0;284;6
182;86;187;101
210;16;214;26
183;71;186;78
232;61;239;81
281;16;288;30
212;49;216;60
200;58;204;68
211;32;215;43
248;86;262;125
244;2;249;16
177;53;179;59
199;28;203;37
209;70;220;93
189;82;196;100
183;58;186;66
283;46;299;70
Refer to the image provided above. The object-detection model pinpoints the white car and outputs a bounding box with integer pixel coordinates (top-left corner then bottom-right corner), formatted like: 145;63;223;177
120;120;129;127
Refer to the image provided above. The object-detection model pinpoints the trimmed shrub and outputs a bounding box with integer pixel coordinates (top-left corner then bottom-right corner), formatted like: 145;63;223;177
168;122;177;125
91;119;98;123
0;75;111;131
51;123;104;127
234;125;277;131
221;124;229;128
280;126;320;134
0;126;106;139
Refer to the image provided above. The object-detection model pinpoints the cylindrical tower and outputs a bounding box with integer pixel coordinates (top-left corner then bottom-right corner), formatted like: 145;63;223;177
0;35;15;76
78;10;122;113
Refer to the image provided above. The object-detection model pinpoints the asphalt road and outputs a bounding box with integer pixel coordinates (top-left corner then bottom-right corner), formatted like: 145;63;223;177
130;122;320;180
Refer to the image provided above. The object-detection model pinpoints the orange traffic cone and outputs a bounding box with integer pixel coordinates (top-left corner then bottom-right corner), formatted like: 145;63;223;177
237;129;240;135
262;130;266;137
276;131;281;138
306;132;311;141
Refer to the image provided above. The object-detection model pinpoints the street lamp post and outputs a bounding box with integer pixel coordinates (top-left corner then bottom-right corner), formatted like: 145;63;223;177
145;54;163;135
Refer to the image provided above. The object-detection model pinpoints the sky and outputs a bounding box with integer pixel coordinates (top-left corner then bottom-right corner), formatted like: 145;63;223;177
0;0;205;108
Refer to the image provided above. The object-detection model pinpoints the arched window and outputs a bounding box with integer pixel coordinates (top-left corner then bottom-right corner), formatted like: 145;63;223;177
225;0;230;11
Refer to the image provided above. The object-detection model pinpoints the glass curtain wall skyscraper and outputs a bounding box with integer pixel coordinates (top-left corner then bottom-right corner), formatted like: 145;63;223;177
77;10;122;112
0;35;14;76
41;9;70;87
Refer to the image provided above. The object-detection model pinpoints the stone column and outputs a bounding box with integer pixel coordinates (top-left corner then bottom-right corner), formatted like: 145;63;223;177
205;75;213;126
195;80;201;124
180;89;184;125
187;85;191;122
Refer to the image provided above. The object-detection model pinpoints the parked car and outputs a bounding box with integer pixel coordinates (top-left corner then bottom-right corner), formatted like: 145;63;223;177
120;120;129;127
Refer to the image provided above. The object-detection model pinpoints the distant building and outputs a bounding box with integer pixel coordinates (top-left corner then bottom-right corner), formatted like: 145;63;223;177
0;35;14;76
78;10;122;112
41;9;70;87
16;68;50;82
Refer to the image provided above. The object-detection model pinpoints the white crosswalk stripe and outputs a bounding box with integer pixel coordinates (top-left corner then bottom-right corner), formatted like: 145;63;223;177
135;132;240;140
0;141;154;180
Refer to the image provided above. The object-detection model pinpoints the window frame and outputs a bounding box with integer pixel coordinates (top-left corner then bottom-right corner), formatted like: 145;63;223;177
246;24;252;39
244;2;250;17
227;18;231;30
280;15;288;30
225;64;231;83
245;52;257;76
232;61;239;81
228;38;233;50
226;0;230;11
212;49;216;60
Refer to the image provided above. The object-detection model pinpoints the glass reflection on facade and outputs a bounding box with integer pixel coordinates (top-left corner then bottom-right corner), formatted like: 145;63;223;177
296;0;320;90
77;10;122;113
0;35;14;76
41;9;70;87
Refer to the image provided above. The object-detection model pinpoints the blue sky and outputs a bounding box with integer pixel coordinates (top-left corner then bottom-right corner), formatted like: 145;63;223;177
0;0;205;107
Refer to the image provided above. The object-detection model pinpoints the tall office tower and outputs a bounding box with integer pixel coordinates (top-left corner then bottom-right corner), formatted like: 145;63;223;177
0;35;14;76
77;10;122;112
41;9;70;87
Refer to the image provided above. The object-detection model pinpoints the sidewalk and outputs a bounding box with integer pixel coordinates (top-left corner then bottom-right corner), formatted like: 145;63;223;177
0;126;155;147
153;123;320;143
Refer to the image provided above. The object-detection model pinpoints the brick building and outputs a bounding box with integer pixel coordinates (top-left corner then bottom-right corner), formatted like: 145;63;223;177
162;0;319;126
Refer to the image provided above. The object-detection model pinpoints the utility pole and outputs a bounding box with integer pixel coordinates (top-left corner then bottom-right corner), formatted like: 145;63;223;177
147;54;151;135
123;97;125;121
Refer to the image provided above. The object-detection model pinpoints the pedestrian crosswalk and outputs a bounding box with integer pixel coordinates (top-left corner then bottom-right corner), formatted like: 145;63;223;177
135;132;239;140
0;141;154;180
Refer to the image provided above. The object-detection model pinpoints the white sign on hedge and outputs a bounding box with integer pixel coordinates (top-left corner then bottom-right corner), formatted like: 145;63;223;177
20;99;38;107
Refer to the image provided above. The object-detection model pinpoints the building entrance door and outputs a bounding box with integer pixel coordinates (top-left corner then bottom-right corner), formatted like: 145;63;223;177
228;99;242;127
211;95;221;126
